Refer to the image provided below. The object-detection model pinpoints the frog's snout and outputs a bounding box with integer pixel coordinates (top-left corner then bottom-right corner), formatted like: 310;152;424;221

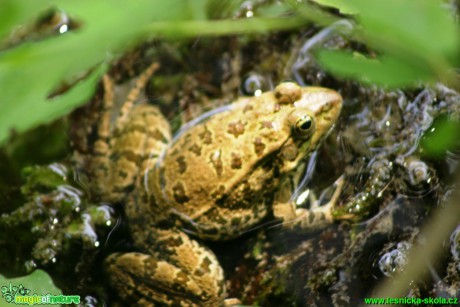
295;87;342;120
321;90;343;122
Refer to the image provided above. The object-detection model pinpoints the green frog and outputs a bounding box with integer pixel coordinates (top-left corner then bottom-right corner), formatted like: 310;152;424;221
79;63;342;306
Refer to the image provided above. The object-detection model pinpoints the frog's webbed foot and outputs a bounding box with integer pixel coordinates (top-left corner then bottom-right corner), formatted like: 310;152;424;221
273;175;345;230
105;228;226;306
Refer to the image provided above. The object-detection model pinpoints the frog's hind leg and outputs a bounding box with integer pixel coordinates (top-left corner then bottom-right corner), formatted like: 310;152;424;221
105;103;171;203
90;63;167;203
114;62;160;130
105;227;226;306
85;74;117;201
273;175;344;230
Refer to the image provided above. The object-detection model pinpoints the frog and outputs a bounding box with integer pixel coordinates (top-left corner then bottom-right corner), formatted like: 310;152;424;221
76;63;343;306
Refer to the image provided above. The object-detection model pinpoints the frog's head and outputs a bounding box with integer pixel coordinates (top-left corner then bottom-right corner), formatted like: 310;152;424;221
274;82;342;173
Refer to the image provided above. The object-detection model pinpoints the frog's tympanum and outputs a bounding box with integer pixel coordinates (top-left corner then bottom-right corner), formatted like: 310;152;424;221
82;63;342;306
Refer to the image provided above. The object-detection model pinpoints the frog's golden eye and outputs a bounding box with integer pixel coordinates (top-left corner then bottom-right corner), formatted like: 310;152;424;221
294;115;315;137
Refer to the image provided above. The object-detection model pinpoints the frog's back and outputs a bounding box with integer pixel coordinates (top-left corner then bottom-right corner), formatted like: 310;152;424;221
160;93;290;198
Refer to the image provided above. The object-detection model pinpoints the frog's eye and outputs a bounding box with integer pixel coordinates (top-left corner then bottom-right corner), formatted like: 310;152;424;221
294;115;315;137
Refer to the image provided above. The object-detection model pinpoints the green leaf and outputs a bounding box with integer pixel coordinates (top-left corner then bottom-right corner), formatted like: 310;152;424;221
0;269;62;298
317;50;433;87
0;0;49;40
0;62;106;145
143;17;307;37
420;116;460;158
315;0;459;89
0;0;313;145
257;3;294;17
348;0;459;58
0;0;185;145
312;0;357;14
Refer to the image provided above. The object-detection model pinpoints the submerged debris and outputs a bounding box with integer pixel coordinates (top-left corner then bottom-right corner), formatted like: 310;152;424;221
0;164;116;300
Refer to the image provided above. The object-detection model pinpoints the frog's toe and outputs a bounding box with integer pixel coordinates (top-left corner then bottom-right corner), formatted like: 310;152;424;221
274;175;345;230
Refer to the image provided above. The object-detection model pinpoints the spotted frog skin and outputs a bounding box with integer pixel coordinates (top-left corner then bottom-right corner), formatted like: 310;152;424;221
81;63;342;306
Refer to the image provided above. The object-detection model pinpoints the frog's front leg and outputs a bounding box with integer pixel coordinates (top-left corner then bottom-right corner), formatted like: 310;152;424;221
273;176;344;229
105;227;226;306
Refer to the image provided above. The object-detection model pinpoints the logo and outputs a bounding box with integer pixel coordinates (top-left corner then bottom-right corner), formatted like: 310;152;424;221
1;283;30;303
1;282;80;305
